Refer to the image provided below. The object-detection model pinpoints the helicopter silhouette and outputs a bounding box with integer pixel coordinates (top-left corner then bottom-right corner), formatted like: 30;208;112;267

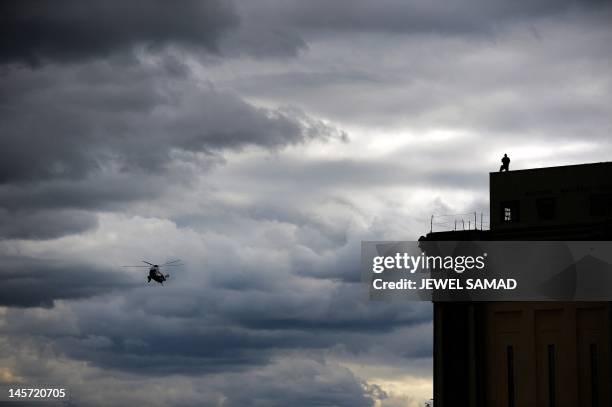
122;259;182;285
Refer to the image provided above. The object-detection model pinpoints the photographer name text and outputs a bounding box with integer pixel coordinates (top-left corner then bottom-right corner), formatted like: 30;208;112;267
372;278;517;291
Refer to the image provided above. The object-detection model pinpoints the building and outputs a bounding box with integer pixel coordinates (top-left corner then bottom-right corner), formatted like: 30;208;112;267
425;161;612;407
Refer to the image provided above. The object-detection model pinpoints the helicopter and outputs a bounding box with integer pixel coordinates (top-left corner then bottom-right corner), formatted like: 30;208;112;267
122;260;182;285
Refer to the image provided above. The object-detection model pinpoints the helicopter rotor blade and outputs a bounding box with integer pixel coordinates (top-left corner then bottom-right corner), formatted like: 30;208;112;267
142;260;155;266
162;259;182;266
121;265;151;268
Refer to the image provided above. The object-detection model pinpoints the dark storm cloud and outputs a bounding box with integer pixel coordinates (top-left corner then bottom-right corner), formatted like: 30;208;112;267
0;178;153;241
0;243;431;375
0;175;163;212
0;342;382;407
0;257;137;307
2;0;604;65
226;285;432;334
0;60;345;185
0;209;97;240
11;0;610;404
0;0;238;65
0;54;345;238
14;297;431;376
0;173;162;239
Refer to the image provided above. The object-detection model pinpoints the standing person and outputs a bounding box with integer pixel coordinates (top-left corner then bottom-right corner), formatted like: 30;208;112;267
500;154;510;172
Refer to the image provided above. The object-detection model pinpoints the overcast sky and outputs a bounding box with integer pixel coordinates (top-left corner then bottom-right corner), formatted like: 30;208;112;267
1;1;611;406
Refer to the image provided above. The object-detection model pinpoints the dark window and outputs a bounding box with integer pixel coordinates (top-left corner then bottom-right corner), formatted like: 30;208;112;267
590;344;599;407
537;198;557;220
507;345;515;407
501;201;520;223
590;193;612;216
548;344;556;407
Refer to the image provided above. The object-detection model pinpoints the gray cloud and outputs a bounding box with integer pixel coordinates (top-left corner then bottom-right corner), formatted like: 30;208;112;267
221;0;612;59
0;209;98;240
207;357;379;407
0;340;383;407
0;209;431;378
0;0;238;66
0;59;345;185
2;0;610;405
3;0;606;65
280;0;612;32
0;257;137;307
0;54;346;239
0;261;432;381
227;24;612;140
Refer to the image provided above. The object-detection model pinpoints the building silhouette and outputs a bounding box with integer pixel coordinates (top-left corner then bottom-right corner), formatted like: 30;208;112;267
424;161;612;406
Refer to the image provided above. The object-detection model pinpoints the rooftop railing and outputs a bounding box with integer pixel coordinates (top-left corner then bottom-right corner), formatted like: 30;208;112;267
429;212;489;233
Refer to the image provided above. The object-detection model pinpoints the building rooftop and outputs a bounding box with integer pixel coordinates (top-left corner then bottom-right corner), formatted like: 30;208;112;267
426;161;612;240
489;160;612;175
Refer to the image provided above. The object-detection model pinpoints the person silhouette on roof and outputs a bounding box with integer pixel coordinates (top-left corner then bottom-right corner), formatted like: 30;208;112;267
499;154;510;172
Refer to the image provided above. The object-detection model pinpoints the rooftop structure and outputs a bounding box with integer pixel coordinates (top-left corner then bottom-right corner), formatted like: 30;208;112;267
425;161;612;407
